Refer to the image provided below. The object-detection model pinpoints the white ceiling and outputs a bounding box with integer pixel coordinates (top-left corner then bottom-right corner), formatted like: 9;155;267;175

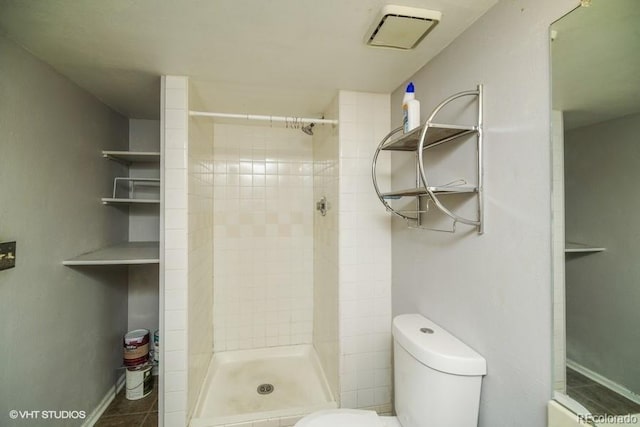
552;0;640;130
0;0;496;119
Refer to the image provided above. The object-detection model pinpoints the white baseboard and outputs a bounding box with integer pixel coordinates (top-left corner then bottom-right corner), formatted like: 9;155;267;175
567;359;640;405
81;373;126;427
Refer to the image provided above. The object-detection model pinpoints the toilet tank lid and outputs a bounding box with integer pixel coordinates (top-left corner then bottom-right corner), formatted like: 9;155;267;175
392;314;487;376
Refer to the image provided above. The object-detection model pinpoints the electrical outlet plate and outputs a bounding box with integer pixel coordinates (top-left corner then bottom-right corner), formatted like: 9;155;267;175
0;241;16;270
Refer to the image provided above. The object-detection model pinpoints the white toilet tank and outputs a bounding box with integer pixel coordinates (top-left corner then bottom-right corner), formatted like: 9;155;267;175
392;314;487;427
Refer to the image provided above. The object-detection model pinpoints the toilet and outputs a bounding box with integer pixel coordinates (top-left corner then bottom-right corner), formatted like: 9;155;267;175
295;313;487;427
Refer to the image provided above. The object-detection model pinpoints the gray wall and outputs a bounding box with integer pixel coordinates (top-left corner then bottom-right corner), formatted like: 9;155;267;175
564;113;640;394
389;1;577;426
129;119;161;242
0;35;129;425
128;119;160;333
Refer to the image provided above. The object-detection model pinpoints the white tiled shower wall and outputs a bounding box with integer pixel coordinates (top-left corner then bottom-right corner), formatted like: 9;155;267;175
187;114;214;419
212;124;314;351
312;96;340;400
162;75;190;427
338;91;392;412
163;86;392;425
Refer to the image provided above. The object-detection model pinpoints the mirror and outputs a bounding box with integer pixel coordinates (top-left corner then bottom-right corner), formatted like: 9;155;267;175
551;0;640;420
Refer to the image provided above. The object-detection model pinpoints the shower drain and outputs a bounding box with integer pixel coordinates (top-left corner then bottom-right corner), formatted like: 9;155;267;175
257;383;274;395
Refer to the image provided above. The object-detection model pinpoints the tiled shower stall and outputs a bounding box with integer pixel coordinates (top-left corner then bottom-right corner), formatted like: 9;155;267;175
160;76;392;427
211;124;315;351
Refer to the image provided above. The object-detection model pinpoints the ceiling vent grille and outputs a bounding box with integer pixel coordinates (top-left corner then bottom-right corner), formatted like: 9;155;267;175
366;5;441;50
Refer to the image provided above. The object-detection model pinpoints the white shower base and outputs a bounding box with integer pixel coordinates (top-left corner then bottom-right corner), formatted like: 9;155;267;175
191;345;337;427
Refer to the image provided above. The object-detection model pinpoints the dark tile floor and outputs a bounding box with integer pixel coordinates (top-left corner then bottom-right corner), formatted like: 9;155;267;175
96;381;158;427
566;367;640;416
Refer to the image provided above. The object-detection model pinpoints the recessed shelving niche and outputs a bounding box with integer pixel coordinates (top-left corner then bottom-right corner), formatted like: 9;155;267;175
63;150;161;266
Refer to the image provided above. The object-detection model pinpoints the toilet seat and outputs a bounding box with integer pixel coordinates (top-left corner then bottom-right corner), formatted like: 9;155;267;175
294;409;401;427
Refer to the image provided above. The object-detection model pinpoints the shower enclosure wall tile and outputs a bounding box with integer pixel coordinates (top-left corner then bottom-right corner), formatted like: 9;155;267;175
212;124;314;352
165;370;188;392
166;128;188;149
165;289;187;310
162;75;189;427
165;208;188;230
165;348;185;374
164;412;187;427
187;112;214;421
312;96;340;401
165;390;187;413
166;88;188;109
165;309;187;331
337;91;391;413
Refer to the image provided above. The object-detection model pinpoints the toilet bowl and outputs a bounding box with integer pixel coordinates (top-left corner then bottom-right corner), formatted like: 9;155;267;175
295;409;401;427
294;314;487;427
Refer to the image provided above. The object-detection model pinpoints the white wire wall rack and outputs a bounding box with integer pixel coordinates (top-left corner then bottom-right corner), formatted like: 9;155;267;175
102;177;161;205
372;84;484;234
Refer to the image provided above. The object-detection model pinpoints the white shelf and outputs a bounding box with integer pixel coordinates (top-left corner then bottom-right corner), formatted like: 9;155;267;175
565;242;606;253
381;185;478;199
102;150;160;165
63;242;159;266
102;198;160;205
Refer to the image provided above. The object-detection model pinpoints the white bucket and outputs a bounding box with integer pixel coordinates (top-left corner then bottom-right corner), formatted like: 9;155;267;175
123;329;150;367
125;364;153;400
153;330;159;363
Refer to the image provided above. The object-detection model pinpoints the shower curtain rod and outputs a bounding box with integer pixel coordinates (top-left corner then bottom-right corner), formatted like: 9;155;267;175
189;110;339;125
